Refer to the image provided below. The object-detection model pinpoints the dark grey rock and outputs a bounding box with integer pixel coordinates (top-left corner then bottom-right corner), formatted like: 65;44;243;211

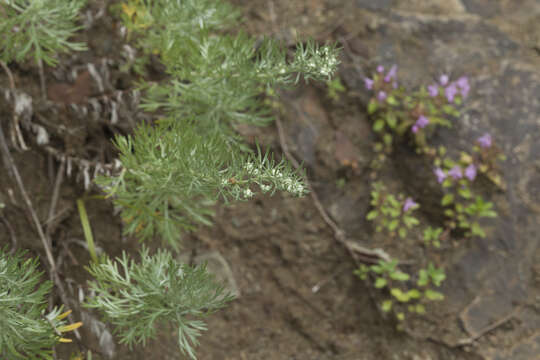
345;2;540;357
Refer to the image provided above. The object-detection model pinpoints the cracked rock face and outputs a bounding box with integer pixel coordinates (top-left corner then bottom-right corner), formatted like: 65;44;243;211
347;1;540;358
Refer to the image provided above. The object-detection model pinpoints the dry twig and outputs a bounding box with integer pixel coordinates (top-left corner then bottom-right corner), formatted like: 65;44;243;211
0;63;81;341
274;115;390;265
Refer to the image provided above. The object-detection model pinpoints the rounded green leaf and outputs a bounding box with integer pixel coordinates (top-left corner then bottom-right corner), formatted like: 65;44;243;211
390;271;410;282
374;277;387;288
424;289;444;301
366;210;378;221
373;119;385;132
407;289;421;299
381;299;393;312
391;288;410;302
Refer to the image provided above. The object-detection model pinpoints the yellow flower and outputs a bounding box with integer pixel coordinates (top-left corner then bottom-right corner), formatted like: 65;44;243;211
55;310;83;344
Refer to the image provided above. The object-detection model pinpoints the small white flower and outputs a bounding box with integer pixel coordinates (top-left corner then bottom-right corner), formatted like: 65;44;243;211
243;188;254;198
260;184;271;192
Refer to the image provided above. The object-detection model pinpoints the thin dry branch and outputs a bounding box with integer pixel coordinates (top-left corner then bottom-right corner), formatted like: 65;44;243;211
274;115;390;265
0;123;58;272
0;63;81;342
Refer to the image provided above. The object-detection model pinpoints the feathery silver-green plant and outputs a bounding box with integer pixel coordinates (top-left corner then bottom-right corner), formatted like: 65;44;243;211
96;0;340;250
0;0;87;66
0;247;80;359
83;247;234;360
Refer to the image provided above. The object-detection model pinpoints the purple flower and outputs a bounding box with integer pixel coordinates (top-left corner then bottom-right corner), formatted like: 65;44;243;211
428;84;439;97
434;167;447;183
377;65;385;73
465;164;477;181
364;77;374;90
439;74;449;86
403;197;418;212
393;81;398;89
456;76;470;98
445;83;458;103
412;115;429;133
416;115;429;128
377;91;387;102
384;64;397;82
448;165;463;180
477;133;492;148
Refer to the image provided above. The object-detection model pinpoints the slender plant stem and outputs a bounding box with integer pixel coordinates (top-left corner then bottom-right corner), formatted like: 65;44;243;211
0;60;16;90
0;60;81;343
77;198;98;263
0;122;57;273
38;58;47;100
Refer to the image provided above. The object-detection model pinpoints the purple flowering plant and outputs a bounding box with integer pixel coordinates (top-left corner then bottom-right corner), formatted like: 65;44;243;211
365;65;468;158
361;63;507;323
366;182;420;239
355;258;446;321
471;133;507;189
431;146;500;238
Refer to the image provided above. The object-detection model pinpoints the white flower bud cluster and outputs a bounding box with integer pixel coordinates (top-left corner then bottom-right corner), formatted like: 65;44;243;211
304;46;338;78
243;188;254;199
260;184;271;193
241;162;306;197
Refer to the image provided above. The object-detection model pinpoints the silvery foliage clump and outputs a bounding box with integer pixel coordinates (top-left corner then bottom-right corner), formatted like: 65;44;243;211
95;0;340;251
83;247;234;360
0;0;87;66
0;247;72;359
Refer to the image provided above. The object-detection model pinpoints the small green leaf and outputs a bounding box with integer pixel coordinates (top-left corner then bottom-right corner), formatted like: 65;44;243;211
417;269;429;287
390;271;410;282
442;105;455;114
373;119;385;132
383;133;392;145
423;227;433;241
470;222;486;238
458;220;470;229
398;227;407;238
403;216;419;228
354;268;367;280
368;100;378;114
438;146;446;156
458;187;472;199
381;299;393;312
441;194;454;206
483;210;497;218
407;289;421;299
415;304;426;314
388;219;399;231
386;114;397;128
444;209;455;217
366;210;378;221
430;273;446;287
424;289;444;301
391;288;410;302
443;158;454;168
389;208;401;218
374;277;387;288
386;96;399;106
396;312;405;321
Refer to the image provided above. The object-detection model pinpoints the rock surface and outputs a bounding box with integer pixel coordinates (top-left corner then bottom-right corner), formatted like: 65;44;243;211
340;1;540;358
